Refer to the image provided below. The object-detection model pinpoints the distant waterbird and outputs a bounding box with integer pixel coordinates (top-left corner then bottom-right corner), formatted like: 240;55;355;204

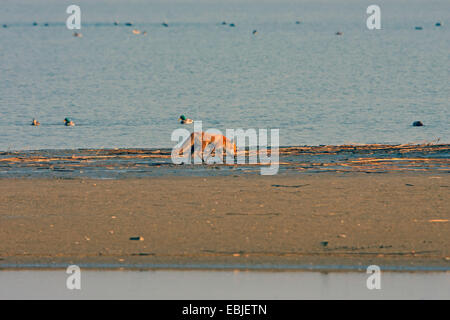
179;115;193;124
124;22;133;26
64;118;75;126
412;121;424;127
2;24;7;28
73;32;82;38
335;31;343;35
229;23;235;27
435;22;441;27
162;22;169;27
252;30;258;35
415;26;423;30
31;119;40;126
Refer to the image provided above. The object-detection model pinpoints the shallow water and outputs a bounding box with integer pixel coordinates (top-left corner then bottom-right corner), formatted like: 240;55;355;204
0;144;448;178
1;269;449;299
0;0;449;151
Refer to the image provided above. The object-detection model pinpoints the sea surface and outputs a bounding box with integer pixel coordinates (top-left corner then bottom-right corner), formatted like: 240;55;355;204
0;0;449;151
1;269;449;299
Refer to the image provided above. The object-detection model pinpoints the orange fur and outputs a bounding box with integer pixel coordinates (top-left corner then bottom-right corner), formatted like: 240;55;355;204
177;132;236;160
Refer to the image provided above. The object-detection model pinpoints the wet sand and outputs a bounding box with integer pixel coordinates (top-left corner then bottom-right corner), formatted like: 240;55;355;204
0;173;449;269
1;144;449;179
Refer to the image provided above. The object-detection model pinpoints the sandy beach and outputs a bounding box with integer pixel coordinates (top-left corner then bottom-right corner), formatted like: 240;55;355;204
1;173;449;269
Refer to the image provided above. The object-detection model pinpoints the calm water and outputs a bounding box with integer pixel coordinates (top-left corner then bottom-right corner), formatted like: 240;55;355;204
1;270;449;299
0;0;448;151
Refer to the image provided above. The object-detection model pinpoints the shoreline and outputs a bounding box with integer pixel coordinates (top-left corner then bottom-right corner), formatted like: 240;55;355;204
1;143;449;179
1;265;449;272
1;142;449;151
1;173;449;270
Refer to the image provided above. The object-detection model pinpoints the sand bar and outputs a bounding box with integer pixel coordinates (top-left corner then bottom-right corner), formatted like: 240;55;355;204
0;173;449;269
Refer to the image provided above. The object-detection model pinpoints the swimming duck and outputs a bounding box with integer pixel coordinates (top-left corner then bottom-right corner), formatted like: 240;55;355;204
132;29;141;34
179;115;193;124
64;118;75;126
31;118;40;126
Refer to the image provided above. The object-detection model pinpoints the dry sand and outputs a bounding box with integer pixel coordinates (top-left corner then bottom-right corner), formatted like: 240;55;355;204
0;173;449;269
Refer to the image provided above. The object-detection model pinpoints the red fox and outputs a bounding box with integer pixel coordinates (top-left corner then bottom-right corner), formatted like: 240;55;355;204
174;131;237;162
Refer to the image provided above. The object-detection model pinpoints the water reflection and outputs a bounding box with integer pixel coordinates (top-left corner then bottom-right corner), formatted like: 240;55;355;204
1;270;449;299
